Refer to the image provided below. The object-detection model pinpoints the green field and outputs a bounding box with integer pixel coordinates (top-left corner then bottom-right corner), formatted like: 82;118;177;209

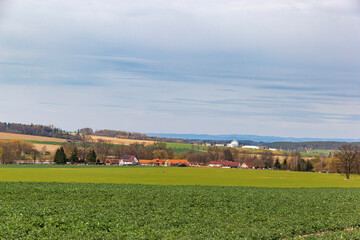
0;166;359;188
2;166;360;239
2;182;360;239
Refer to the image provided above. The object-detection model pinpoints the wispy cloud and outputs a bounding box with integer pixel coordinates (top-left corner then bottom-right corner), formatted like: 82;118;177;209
0;0;359;138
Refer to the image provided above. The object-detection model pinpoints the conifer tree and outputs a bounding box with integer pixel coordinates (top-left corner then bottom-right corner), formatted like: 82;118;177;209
86;150;97;163
54;147;67;164
69;147;79;164
282;159;287;170
274;158;281;170
305;160;313;172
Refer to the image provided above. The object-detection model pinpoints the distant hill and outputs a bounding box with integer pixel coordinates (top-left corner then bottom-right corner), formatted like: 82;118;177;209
147;133;360;143
0;122;81;140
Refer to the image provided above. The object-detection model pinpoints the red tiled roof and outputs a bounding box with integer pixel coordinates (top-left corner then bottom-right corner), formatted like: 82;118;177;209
243;162;254;168
121;155;136;162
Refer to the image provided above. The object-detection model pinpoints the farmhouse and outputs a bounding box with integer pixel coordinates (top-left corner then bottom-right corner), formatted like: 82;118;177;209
209;161;240;168
241;162;255;169
120;155;139;166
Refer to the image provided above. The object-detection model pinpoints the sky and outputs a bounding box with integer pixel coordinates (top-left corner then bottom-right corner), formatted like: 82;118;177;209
0;0;359;138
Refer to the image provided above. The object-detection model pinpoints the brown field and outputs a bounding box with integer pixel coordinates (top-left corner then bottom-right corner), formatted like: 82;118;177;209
0;132;67;142
90;135;155;146
33;144;59;153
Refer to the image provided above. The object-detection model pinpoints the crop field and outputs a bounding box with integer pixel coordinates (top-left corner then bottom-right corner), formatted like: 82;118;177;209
90;135;155;146
2;166;360;239
0;132;67;142
2;182;360;239
1;165;360;188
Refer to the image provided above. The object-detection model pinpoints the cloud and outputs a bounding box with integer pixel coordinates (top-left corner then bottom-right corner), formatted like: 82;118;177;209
0;0;359;138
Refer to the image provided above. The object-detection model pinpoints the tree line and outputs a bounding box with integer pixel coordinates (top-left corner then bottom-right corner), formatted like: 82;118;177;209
0;140;40;164
54;137;176;164
0;122;81;140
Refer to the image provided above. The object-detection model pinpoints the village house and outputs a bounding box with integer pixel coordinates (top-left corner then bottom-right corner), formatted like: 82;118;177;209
209;161;240;168
120;155;139;166
241;162;255;169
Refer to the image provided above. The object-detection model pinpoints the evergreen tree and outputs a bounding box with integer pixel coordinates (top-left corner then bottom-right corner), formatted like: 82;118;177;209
274;158;281;170
282;159;287;170
305;160;313;172
86;150;97;163
54;147;67;164
69;147;79;164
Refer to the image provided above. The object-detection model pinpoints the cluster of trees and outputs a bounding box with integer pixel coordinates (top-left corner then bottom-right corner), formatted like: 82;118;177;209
0;122;81;140
54;138;176;164
0;140;39;164
331;144;360;179
181;146;314;171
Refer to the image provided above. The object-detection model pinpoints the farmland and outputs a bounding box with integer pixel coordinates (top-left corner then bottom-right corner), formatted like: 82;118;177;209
0;165;360;188
0;132;67;143
90;135;155;146
2;182;360;239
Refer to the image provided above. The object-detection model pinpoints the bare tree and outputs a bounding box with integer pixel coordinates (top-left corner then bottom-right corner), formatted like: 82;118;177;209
334;144;360;180
93;139;112;163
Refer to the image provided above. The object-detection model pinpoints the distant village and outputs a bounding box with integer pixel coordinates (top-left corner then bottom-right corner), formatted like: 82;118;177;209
103;140;277;169
104;155;256;169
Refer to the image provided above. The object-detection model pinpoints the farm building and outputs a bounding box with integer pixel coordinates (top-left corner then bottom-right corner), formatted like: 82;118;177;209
226;140;239;148
241;162;255;169
120;155;139;166
209;161;240;168
189;162;202;167
153;159;190;167
105;159;120;165
139;160;156;166
242;145;260;150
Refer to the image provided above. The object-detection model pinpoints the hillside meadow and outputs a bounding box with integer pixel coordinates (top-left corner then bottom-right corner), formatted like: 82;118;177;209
0;166;358;188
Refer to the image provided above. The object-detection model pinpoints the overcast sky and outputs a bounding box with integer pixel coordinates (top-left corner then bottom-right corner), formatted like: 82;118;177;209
0;0;359;138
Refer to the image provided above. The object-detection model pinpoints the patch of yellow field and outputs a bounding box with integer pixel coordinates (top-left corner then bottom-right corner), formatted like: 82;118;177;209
33;144;59;152
90;135;154;146
0;132;67;142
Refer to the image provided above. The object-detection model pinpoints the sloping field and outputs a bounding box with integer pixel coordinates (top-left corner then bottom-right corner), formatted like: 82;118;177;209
0;166;358;188
33;144;60;152
90;135;154;145
0;132;67;142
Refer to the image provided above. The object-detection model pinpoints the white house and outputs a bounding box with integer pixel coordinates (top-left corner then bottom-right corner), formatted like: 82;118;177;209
227;140;239;148
119;155;139;166
269;148;278;151
242;145;260;150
